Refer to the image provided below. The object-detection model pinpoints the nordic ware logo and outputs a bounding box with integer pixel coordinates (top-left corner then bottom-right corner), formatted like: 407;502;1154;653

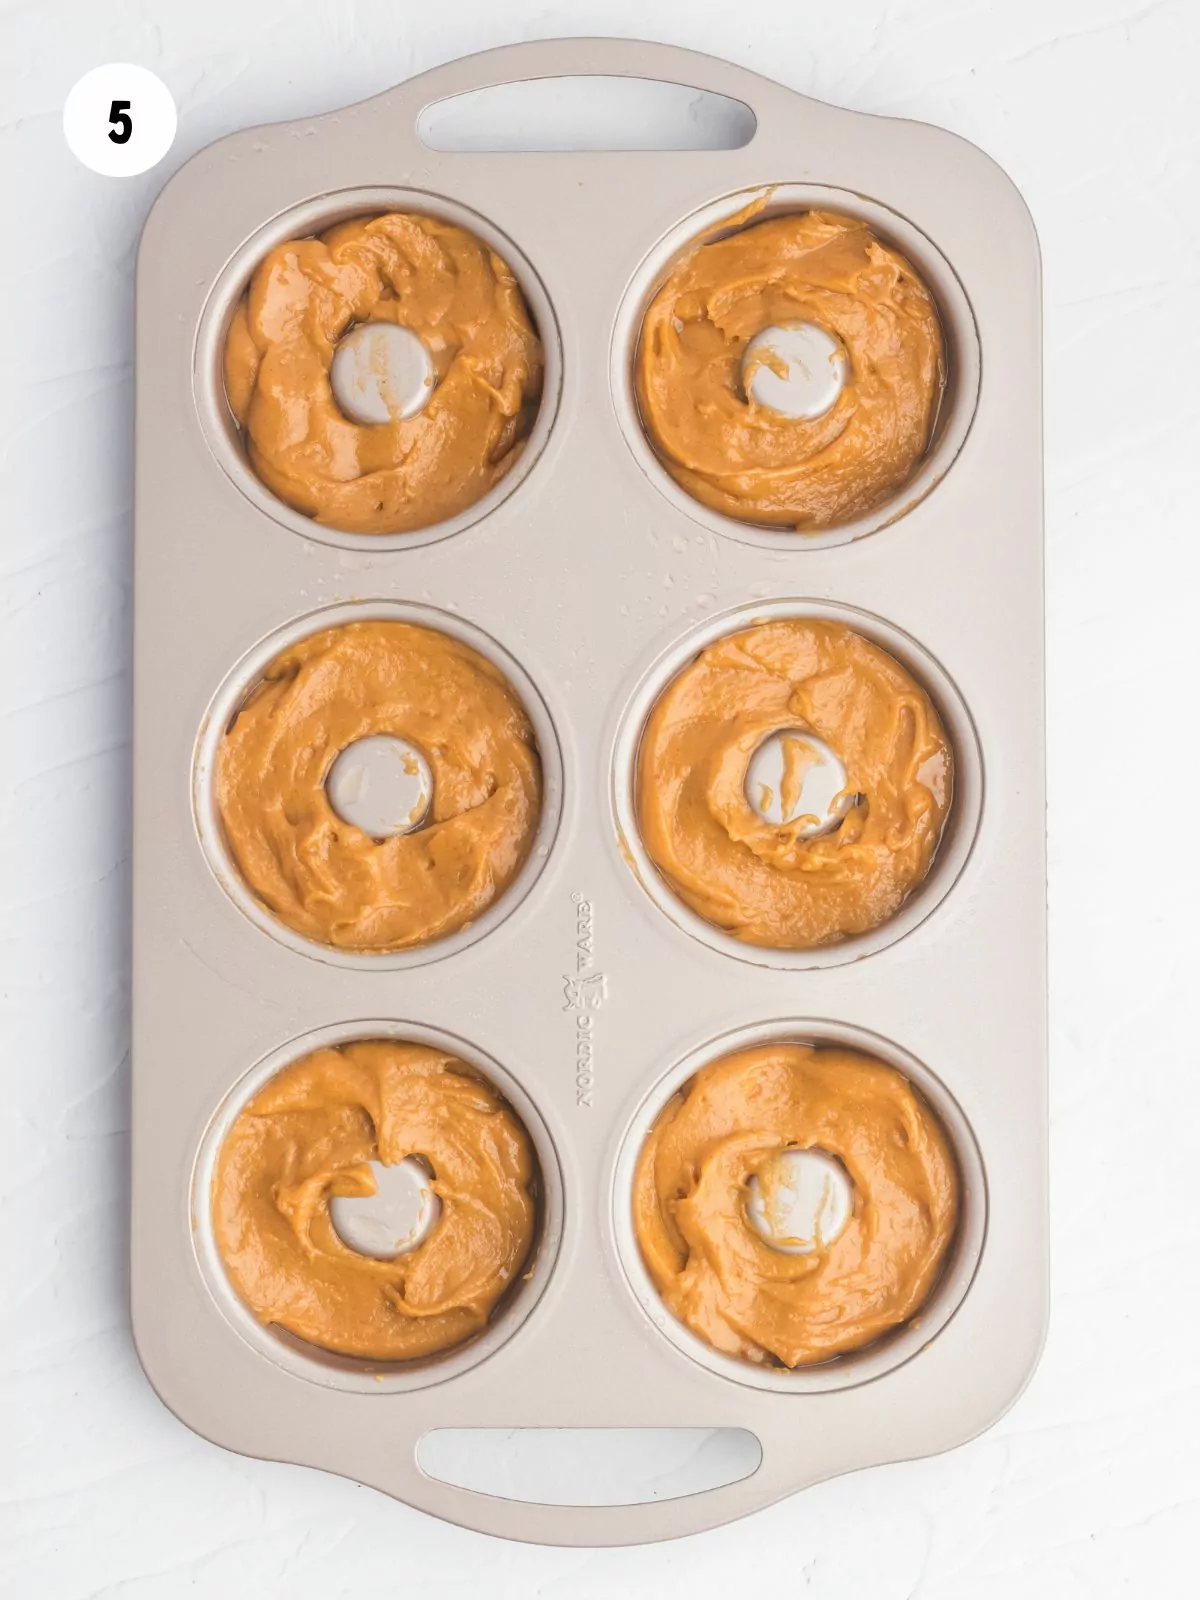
566;893;605;1108
562;972;608;1011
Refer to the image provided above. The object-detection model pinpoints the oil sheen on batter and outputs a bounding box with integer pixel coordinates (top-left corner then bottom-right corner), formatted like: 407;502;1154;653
214;1041;538;1361
633;1042;960;1367
223;211;544;534
635;209;944;529
216;620;541;952
636;618;952;949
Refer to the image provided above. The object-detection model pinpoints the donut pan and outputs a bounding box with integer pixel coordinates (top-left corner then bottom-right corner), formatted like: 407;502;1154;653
131;38;1046;1546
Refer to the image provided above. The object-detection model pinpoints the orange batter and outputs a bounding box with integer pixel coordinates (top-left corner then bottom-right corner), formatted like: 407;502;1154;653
636;209;944;529
636;618;952;948
216;620;541;952
223;211;543;534
633;1042;960;1367
213;1040;539;1361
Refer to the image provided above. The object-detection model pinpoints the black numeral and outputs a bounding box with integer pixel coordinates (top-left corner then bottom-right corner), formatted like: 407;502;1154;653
108;99;132;145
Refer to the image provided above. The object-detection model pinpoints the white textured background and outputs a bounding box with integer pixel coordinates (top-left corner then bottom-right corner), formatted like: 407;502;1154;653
3;0;1198;1592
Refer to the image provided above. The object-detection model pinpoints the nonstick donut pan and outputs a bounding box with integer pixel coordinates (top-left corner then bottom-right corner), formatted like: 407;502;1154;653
132;38;1046;1546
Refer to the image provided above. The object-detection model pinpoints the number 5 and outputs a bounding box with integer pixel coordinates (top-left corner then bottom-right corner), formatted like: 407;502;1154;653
108;99;132;145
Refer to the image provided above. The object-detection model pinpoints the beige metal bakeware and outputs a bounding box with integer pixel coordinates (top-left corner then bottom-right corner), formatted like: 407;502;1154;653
132;37;1046;1545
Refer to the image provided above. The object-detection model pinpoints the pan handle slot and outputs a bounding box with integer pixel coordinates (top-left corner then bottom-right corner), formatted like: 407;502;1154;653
417;76;756;152
416;1427;761;1506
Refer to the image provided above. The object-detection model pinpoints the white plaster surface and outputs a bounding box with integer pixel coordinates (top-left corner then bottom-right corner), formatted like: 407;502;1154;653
2;0;1198;1591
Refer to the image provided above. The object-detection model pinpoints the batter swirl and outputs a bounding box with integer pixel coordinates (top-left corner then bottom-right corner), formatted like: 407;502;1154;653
216;619;541;952
636;618;952;949
223;211;543;534
214;1040;538;1361
635;209;944;529
633;1042;960;1367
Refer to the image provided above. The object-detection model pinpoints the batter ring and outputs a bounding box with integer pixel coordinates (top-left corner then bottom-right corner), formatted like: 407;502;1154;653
633;1041;960;1367
635;208;945;529
213;1040;539;1361
223;210;544;535
635;617;953;950
215;619;542;953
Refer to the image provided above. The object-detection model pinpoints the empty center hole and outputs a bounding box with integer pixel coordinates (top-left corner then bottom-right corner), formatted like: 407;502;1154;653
329;1156;441;1259
745;1147;854;1255
326;734;433;838
330;321;436;425
741;321;849;420
745;729;854;834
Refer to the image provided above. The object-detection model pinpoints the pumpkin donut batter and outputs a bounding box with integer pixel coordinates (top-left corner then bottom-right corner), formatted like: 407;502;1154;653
636;618;952;949
213;1040;538;1361
223;211;544;534
635;209;944;529
633;1042;960;1367
216;619;542;952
